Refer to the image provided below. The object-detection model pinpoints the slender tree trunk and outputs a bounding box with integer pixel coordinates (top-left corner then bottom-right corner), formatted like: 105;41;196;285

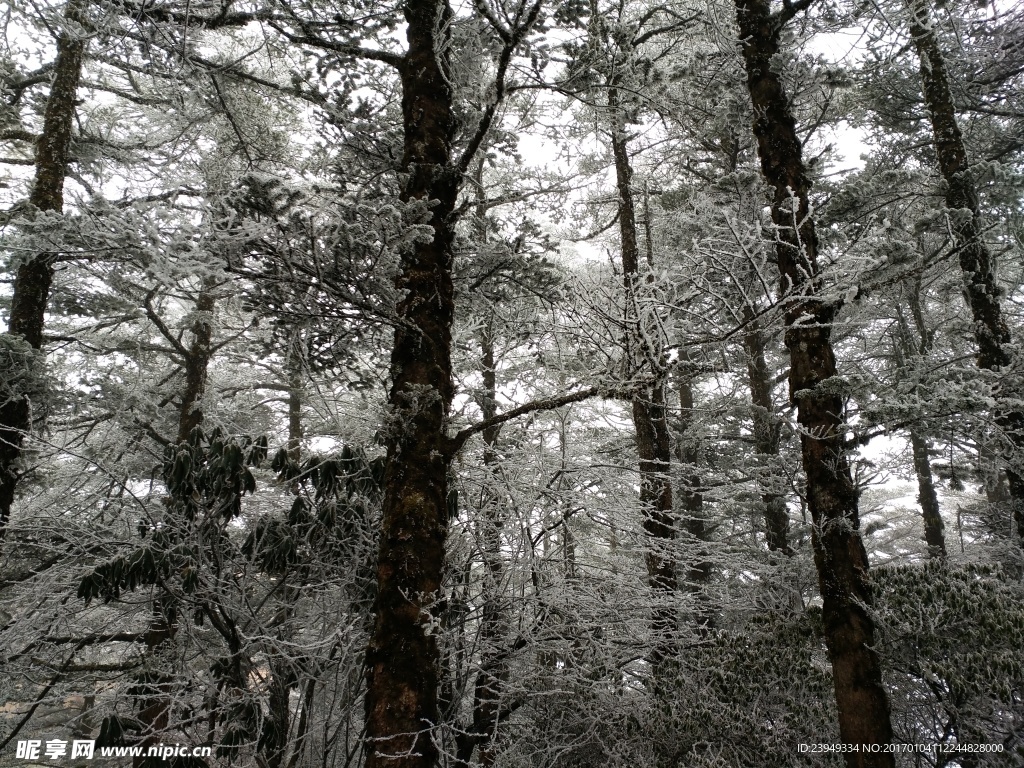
0;0;85;539
894;301;946;557
136;288;217;766
906;0;1024;544
177;289;215;443
454;165;516;767
363;1;460;765
741;309;790;553
287;329;304;464
455;319;509;768
733;0;895;762
676;373;715;630
609;88;678;667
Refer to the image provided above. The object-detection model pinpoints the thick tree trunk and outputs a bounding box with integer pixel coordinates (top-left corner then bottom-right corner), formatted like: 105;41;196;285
906;0;1024;544
609;89;678;667
0;0;85;539
910;430;946;557
733;0;895;762
363;1;459;765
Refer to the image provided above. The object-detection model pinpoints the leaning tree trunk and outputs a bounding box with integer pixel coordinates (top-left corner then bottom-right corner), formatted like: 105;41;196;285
363;1;460;766
906;0;1024;545
609;88;678;669
0;0;85;540
733;0;895;762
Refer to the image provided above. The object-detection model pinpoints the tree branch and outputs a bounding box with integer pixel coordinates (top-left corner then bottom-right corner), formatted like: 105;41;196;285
456;0;544;176
268;24;404;69
143;288;190;358
774;0;815;27
449;385;613;454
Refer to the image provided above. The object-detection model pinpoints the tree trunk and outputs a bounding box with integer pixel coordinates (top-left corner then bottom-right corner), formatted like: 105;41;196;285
136;288;217;766
177;289;215;443
363;1;460;765
287;329;304;464
733;0;895;762
741;309;790;553
676;373;714;629
609;88;678;667
910;430;946;557
906;0;1024;545
894;300;946;557
455;319;509;768
0;0;85;539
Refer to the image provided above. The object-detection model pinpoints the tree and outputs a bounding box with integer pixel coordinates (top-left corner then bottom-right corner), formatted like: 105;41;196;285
732;0;896;759
0;0;85;539
902;0;1024;545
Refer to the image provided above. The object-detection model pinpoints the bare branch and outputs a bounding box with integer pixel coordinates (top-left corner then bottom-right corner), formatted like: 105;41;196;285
449;385;615;454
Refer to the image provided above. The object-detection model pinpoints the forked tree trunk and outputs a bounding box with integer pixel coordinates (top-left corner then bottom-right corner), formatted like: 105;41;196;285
0;0;85;539
609;89;678;668
363;1;460;765
733;0;895;762
906;0;1024;545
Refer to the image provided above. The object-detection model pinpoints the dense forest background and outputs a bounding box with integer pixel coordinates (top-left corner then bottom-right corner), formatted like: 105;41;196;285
1;0;1023;765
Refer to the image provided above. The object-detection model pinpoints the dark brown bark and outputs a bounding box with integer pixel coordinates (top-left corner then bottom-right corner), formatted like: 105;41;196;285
0;0;85;539
906;0;1024;545
363;1;459;765
263;657;297;768
609;88;678;666
910;430;946;557
133;598;178;768
741;309;790;553
733;0;895;762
